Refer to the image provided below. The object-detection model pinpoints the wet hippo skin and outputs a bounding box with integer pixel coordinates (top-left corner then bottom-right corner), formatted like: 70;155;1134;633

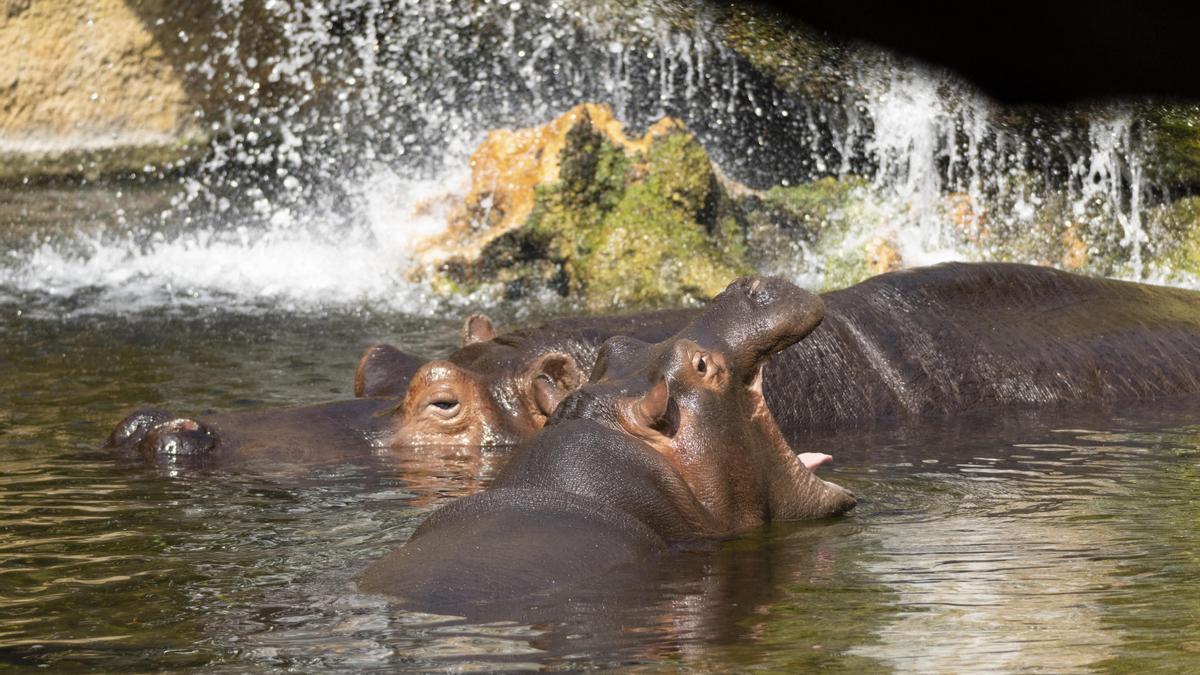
358;276;856;619
363;262;1200;447
109;262;1200;470
764;261;1200;438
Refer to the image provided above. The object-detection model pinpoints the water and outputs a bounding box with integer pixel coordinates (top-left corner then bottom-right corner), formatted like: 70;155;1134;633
3;2;1200;669
2;306;1199;671
3;1;1195;314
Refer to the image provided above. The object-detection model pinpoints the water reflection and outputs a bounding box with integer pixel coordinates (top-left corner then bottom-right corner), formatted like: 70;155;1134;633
2;310;1199;670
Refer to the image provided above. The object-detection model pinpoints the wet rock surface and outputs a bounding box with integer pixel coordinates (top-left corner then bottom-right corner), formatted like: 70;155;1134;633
415;103;752;308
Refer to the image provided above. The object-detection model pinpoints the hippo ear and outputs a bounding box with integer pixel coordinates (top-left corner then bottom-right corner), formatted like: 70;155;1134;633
461;313;496;346
627;377;677;437
529;353;584;418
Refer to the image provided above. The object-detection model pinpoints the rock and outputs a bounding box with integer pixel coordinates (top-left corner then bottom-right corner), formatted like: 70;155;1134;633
944;192;989;245
1150;195;1200;277
865;236;902;275
416;104;750;309
713;5;853;102
1059;223;1089;270
0;1;202;182
1141;104;1200;192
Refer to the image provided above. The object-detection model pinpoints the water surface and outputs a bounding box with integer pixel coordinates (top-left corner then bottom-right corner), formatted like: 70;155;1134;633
2;301;1198;672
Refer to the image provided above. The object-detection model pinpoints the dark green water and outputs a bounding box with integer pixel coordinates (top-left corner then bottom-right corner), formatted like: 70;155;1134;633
2;304;1199;671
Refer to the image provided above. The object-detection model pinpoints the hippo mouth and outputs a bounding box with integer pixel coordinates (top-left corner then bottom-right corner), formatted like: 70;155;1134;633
748;358;856;519
749;364;831;471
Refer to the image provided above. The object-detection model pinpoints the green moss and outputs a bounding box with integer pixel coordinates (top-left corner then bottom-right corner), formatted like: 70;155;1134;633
457;115;751;309
735;175;873;288
579;178;747;307
1153;196;1200;277
1142;104;1200;190
714;6;850;101
761;176;866;236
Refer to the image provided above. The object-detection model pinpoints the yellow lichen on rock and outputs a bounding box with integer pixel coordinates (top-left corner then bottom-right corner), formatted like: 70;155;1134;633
1060;223;1089;270
865;236;902;275
414;103;682;269
945;192;990;245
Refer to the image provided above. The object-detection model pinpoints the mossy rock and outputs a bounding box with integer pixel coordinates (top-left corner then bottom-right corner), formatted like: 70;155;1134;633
1150;196;1200;277
1141;104;1200;191
437;110;751;309
713;5;852;102
736;175;873;286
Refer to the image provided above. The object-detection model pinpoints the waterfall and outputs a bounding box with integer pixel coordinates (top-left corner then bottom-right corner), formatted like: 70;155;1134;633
0;0;1177;314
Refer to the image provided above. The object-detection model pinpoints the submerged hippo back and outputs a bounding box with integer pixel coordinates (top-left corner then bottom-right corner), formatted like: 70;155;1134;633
357;421;682;618
765;262;1200;433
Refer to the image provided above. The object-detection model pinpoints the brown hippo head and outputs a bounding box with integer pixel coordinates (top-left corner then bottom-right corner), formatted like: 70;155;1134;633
387;314;584;447
563;276;855;529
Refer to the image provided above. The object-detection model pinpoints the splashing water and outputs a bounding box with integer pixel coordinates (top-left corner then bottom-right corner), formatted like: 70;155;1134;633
0;0;1181;314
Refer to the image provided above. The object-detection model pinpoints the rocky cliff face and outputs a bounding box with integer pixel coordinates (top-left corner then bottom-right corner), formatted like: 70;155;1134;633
0;0;207;181
413;103;751;309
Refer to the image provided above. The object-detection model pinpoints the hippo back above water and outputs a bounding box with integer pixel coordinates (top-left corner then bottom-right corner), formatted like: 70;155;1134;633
766;262;1200;435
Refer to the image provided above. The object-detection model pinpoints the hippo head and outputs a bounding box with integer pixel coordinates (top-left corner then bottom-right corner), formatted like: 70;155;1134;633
561;276;856;528
388;314;584;447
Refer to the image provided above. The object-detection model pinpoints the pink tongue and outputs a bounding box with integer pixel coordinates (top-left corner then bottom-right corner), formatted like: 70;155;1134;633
798;452;832;470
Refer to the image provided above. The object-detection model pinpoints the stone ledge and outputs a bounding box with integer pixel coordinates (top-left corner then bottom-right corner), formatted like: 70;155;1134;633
0;133;209;185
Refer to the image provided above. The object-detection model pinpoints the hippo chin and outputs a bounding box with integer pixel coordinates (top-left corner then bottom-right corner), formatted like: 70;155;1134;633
358;276;855;619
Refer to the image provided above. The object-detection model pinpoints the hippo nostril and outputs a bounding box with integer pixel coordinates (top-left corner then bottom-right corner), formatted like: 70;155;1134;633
137;418;217;459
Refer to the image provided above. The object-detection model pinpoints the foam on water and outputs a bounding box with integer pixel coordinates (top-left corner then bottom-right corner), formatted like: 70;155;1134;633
0;169;474;316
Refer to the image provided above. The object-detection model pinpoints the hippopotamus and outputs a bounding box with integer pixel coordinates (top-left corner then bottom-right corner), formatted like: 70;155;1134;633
109;262;1200;471
105;309;692;471
359;262;1200;448
357;276;856;619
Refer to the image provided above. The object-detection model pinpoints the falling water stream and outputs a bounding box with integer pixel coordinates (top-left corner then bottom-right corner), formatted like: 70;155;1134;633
3;0;1199;670
0;0;1185;314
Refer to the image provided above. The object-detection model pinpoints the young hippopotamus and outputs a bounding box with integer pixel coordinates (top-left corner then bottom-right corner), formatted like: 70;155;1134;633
357;276;856;618
106;310;692;471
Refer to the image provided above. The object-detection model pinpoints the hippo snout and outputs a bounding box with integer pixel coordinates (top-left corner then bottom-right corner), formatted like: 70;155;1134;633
137;418;217;460
107;409;219;462
106;408;173;449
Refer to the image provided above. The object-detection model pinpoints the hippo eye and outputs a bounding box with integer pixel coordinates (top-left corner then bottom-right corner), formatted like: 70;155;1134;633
426;392;461;418
693;353;708;375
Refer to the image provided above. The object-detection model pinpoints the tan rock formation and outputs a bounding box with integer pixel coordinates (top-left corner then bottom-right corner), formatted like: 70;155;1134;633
0;1;194;147
1060;223;1089;270
414;103;683;269
0;1;235;181
865;236;902;275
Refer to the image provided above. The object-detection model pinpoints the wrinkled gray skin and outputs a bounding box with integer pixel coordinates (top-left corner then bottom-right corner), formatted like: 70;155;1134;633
361;262;1200;444
358;276;856;619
